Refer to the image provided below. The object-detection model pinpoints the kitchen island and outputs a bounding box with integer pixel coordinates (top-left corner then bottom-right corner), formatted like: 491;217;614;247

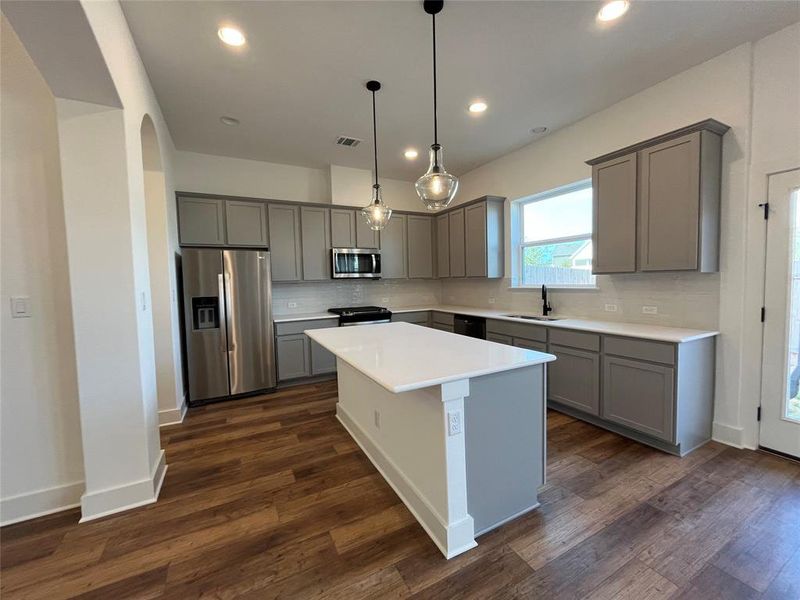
305;322;556;559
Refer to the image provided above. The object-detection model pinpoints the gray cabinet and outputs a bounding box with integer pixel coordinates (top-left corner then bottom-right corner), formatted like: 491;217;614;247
547;344;600;415
487;333;512;345
449;208;466;278
268;204;303;282
310;340;336;375
592;153;637;273
381;214;407;279
407;215;435;279
225;200;269;247
587;120;727;274
330;209;356;247
602;356;674;442
436;213;450;278
356;213;380;248
178;197;225;246
276;334;310;380
391;311;431;326
513;338;547;352
464;198;504;278
300;206;331;281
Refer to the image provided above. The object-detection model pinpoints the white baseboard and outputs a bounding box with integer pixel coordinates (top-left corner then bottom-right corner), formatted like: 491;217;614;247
712;421;745;449
159;397;187;426
79;449;167;522
0;480;84;526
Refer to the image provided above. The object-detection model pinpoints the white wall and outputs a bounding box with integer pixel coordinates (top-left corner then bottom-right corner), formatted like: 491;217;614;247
0;17;84;524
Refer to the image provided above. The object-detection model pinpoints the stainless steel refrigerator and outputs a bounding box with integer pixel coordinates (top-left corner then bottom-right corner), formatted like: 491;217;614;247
181;249;276;404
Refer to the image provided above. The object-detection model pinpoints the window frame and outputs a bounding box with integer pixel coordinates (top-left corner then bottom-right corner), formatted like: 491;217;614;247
511;179;596;290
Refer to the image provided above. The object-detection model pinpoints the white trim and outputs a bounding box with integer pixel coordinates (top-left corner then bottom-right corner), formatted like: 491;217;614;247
79;449;167;522
0;481;84;526
159;396;187;426
712;421;751;449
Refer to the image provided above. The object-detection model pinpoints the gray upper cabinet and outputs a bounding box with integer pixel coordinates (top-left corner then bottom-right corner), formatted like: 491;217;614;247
300;206;331;281
268;204;303;282
381;214;407;279
449;208;466;277
330;209;356;247
464;197;504;278
587;119;727;274
225;200;269;247
356;213;380;248
407;215;434;279
592;153;637;273
178;197;225;246
436;213;450;278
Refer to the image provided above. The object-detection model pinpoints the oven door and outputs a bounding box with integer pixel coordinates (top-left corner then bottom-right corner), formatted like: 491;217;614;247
331;248;381;279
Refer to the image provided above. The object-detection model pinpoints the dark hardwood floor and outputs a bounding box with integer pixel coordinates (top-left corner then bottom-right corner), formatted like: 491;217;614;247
2;380;798;599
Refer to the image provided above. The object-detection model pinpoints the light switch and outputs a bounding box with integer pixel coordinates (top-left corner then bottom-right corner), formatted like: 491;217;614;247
10;296;31;318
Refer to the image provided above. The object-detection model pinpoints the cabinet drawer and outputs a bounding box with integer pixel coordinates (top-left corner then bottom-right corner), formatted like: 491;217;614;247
431;323;454;333
486;319;547;342
274;318;337;336
431;311;454;325
513;338;547;352
487;333;512;345
392;311;430;325
549;329;600;352
604;336;675;365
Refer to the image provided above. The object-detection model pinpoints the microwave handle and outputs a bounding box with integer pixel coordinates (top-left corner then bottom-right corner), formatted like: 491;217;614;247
372;253;377;273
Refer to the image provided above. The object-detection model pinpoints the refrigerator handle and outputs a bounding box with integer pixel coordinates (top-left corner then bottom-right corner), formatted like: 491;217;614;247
224;272;236;352
217;273;228;354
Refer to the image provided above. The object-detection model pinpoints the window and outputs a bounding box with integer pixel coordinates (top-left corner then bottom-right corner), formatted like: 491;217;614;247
512;180;595;288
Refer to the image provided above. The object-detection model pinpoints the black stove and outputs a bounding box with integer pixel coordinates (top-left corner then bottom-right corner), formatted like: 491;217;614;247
328;305;392;326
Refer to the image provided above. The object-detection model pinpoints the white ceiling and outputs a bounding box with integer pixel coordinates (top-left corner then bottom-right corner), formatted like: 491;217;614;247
121;1;799;181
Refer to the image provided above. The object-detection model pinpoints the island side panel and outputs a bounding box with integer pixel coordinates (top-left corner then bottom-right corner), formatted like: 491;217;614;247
464;364;545;536
334;360;476;558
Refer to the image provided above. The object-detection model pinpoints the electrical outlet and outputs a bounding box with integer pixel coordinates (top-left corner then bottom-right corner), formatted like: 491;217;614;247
141;292;147;312
604;304;618;312
488;297;496;305
287;302;297;309
374;410;381;429
447;411;462;436
642;305;658;315
9;296;31;318
381;297;389;303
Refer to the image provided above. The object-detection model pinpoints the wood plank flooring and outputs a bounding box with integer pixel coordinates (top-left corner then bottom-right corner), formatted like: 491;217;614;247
2;380;798;599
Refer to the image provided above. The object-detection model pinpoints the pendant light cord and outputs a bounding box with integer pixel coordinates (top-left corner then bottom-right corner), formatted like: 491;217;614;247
371;89;379;186
432;12;438;146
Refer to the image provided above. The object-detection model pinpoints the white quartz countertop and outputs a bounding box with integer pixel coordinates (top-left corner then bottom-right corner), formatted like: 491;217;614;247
305;322;555;394
276;305;718;343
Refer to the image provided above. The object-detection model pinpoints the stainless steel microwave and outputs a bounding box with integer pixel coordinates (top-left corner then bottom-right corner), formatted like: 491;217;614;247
331;248;381;279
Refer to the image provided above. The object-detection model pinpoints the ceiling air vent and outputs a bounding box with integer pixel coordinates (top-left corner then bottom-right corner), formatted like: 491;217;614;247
336;135;362;148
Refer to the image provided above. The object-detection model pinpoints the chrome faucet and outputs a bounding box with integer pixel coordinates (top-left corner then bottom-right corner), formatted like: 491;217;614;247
541;285;553;316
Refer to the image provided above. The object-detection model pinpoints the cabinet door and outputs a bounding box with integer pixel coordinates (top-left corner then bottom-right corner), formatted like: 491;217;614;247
603;356;675;441
310;339;336;375
225;200;269;247
513;338;547;352
356;213;380;248
381;214;407;279
330;209;356;247
407;215;434;279
465;203;487;277
592;153;637;273
487;333;512;345
639;132;701;271
178;197;225;246
547;344;600;415
449;208;466;277
436;213;450;278
276;334;310;380
431;323;454;333
268;204;302;282
300;206;331;281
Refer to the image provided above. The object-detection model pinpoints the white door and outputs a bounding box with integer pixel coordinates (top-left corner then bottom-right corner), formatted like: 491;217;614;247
760;168;800;458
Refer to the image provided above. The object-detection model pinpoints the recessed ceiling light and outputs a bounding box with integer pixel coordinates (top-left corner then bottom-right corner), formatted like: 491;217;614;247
218;26;246;47
404;149;419;160
468;101;488;114
531;126;548;134
220;116;240;126
597;0;630;22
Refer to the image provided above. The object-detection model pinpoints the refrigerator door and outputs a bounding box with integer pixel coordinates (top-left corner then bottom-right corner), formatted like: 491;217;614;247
223;250;276;394
182;249;230;402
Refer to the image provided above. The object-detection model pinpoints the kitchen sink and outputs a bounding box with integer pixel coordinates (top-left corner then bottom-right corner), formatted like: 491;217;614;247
504;314;562;321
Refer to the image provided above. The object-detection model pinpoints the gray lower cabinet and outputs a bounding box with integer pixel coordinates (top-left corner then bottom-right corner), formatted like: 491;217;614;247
381;214;407;279
513;338;547;352
391;311;431;326
436;213;450;278
276;334;310;380
268;204;303;282
356;213;380;248
310;339;336;375
300;206;331;281
592;153;637;273
547;344;600;415
449;208;466;277
602;356;674;442
487;333;512;345
330;209;356;247
225;200;269;247
407;215;434;279
178;197;225;246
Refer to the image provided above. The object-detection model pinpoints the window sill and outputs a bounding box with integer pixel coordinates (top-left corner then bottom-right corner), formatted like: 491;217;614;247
509;285;599;292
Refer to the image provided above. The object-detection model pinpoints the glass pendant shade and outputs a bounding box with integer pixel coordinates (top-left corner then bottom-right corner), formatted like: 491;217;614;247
415;144;458;210
361;184;392;231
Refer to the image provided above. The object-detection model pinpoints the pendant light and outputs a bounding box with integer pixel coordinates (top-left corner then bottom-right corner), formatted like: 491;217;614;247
415;0;458;210
361;80;392;231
